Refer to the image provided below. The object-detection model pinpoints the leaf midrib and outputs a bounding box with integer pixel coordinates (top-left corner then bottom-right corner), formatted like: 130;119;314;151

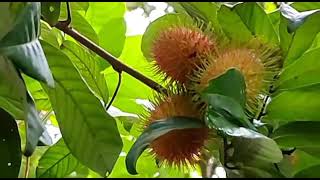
38;152;73;178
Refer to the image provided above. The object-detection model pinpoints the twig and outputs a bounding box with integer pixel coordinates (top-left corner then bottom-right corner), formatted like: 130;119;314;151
105;72;122;110
24;156;30;178
54;22;167;95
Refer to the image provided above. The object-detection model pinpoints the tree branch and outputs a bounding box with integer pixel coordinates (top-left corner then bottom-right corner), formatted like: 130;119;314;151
54;21;167;94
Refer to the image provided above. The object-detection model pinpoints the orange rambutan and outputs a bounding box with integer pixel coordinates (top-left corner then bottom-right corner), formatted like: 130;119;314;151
142;89;210;168
192;42;282;115
151;26;217;84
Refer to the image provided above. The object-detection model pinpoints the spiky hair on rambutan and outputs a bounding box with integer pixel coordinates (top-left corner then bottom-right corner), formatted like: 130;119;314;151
150;22;219;85
191;39;282;116
139;86;213;169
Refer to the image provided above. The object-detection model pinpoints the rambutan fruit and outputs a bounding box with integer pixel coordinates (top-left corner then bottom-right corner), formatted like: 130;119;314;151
192;41;282;116
151;25;217;84
141;88;210;168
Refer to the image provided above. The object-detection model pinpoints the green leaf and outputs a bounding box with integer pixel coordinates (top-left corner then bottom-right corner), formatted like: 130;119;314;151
201;68;254;130
295;164;320;178
275;47;320;91
229;130;283;164
0;2;54;87
23;75;51;111
202;68;246;107
117;116;140;133
0;108;22;178
70;11;99;45
36;139;80;178
40;21;63;49
218;4;252;43
0;55;44;157
280;4;320;66
98;17;126;58
206;109;282;165
205;95;253;130
141;13;194;61
41;41;122;177
291;2;320;11
218;2;278;44
41;2;61;26
24;92;45;157
271;121;320;149
108;130;158;178
60;2;89;16
265;84;320;124
268;10;280;37
126;117;205;175
0;2;26;40
61;40;109;104
278;149;320;177
73;2;89;12
0;56;26;119
178;2;222;33
240;166;273;178
85;2;126;33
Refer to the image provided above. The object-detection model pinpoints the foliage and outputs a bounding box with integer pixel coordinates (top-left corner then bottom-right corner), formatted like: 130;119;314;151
0;2;320;178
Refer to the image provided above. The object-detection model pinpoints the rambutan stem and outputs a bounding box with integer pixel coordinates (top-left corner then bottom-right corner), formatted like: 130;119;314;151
54;21;167;95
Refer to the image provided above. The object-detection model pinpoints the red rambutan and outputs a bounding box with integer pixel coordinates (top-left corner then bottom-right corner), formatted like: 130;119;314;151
143;91;209;168
151;26;217;84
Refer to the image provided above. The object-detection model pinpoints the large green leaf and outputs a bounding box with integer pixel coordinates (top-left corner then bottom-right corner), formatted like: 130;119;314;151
291;2;320;11
271;121;320;149
40;21;63;49
201;68;254;130
275;47;320;91
218;4;252;42
206;108;282;164
141;13;194;61
126;117;205;175
59;2;89;18
268;10;280;37
202;68;246;107
295;164;320;178
0;55;45;157
265;84;320;124
0;108;22;178
70;11;99;45
0;2;26;40
0;2;54;87
109;123;158;178
278;149;320;177
218;2;278;44
41;41;122;176
36;139;80;178
23;75;51;111
85;2;126;33
280;4;320;66
244;163;285;178
41;2;61;26
61;40;109;104
23;92;45;156
229;131;283;164
178;2;222;33
98;17;126;58
0;55;26;119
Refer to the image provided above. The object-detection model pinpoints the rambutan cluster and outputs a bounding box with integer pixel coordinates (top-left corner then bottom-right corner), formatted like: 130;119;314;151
140;19;282;169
